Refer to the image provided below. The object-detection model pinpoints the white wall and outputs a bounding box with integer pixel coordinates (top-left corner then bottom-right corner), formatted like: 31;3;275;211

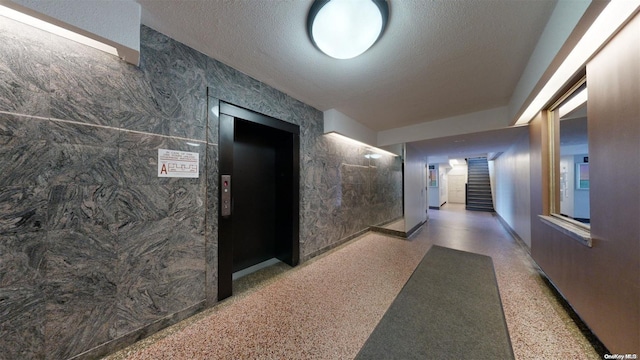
445;163;467;204
560;144;590;220
447;163;467;178
427;164;443;208
438;164;448;205
378;106;509;146
324;109;377;146
572;154;590;219
404;144;427;232
560;155;575;217
494;132;532;247
488;160;496;206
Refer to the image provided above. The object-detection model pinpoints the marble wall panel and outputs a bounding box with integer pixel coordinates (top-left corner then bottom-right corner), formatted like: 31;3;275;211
206;59;262;113
116;218;205;335
368;155;403;226
0;18;51;118
44;226;118;359
0;139;52;188
170;183;206;235
47;143;121;186
40;119;121;147
118;185;169;224
341;163;369;185
130;27;208;131
116;111;171;137
49;31;132;126
0;113;46;140
0;232;45;287
0;186;48;235
46;185;82;231
47;184;119;234
79;185;119;231
0;287;46;360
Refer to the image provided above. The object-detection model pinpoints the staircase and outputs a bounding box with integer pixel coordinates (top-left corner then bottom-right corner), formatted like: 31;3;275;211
466;157;494;212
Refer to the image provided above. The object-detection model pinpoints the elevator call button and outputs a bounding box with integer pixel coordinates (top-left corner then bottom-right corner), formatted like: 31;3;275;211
221;175;231;217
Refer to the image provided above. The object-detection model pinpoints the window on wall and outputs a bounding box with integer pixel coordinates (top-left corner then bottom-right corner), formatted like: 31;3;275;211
542;76;592;246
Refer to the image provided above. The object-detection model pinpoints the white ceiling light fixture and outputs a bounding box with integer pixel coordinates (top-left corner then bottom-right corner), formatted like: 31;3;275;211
307;0;389;60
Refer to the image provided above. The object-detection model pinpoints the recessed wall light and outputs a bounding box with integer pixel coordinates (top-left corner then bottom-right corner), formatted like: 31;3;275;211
0;4;119;57
514;0;640;125
326;132;398;157
307;0;389;59
558;87;588;119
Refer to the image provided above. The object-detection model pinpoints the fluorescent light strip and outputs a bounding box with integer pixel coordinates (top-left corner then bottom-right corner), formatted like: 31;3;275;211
558;87;588;119
515;0;640;125
0;5;118;56
326;132;399;157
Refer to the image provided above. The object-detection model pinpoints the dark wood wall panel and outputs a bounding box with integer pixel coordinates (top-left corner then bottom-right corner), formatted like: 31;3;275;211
531;13;639;353
586;12;640;352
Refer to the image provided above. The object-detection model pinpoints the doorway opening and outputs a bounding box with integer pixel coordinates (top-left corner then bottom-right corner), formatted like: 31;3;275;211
218;102;300;300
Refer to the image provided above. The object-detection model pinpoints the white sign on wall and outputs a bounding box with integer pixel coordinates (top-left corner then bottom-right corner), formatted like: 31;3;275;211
157;149;199;178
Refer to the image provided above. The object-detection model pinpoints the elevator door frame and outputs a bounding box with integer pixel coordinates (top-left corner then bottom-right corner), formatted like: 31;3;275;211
218;102;300;300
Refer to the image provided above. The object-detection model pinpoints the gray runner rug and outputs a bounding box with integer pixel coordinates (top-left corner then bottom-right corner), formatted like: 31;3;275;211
355;245;515;360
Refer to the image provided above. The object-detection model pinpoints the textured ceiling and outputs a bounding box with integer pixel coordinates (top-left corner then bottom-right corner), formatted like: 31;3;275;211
411;126;529;161
135;0;557;133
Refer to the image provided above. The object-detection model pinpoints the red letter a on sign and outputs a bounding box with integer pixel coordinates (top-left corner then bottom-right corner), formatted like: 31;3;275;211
161;163;168;175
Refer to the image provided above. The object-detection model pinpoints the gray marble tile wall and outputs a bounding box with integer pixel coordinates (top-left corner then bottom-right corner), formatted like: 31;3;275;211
0;15;401;360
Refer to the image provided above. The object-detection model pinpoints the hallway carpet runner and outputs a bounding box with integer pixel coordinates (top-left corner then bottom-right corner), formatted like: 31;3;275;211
355;245;515;359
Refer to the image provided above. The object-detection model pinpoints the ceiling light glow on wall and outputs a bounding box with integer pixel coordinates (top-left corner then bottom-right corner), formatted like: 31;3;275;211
0;4;118;57
326;132;398;157
558;87;588;119
308;0;389;59
514;0;640;125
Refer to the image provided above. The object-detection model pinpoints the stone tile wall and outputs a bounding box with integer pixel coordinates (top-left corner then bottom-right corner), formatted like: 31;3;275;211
0;17;401;359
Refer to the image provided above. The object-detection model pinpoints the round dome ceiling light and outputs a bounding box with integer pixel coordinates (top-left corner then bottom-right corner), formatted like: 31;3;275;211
307;0;389;60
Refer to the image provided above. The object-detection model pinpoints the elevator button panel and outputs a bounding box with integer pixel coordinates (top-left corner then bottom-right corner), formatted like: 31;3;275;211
221;175;231;217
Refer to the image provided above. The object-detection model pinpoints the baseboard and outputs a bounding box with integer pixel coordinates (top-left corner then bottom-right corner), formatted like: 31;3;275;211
302;227;370;262
406;219;427;238
493;213;527;250
71;301;207;360
493;213;609;357
369;225;406;239
537;271;610;357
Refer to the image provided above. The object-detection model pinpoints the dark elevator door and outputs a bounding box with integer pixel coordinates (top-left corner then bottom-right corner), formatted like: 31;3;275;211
232;119;282;273
217;101;299;300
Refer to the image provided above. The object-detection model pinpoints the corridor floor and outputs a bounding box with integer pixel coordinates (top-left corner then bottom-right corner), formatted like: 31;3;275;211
106;204;599;359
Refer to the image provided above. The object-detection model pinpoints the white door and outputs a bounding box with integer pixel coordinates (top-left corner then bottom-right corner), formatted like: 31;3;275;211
448;175;466;204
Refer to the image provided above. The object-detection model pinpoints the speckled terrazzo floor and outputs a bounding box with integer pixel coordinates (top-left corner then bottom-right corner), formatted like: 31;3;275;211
104;204;599;360
382;218;405;232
